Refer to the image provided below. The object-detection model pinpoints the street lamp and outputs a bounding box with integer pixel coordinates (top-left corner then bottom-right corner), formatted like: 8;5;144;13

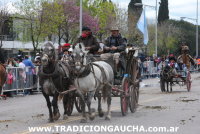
181;16;198;57
135;0;158;57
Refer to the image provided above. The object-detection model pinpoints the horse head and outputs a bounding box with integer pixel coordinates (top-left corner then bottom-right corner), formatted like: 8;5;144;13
71;43;89;70
41;42;56;66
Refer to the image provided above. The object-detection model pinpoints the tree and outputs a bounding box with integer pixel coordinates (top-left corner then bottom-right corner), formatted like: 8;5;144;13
41;0;65;44
14;0;46;53
158;0;169;24
62;0;99;43
0;8;9;48
82;0;116;40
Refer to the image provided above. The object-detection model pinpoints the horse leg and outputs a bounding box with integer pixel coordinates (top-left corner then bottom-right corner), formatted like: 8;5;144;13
97;92;104;117
0;86;2;95
52;92;60;121
167;82;169;92
87;91;95;121
105;85;112;120
43;92;53;122
76;90;87;123
170;81;172;92
63;94;68;120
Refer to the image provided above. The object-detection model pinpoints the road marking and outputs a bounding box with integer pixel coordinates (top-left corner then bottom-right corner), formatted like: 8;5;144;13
15;96;162;134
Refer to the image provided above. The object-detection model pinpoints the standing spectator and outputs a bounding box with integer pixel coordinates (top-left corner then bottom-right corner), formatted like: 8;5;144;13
7;58;17;67
18;58;26;91
23;55;35;95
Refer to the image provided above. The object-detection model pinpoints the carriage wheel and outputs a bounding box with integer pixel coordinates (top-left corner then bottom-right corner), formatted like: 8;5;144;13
120;77;129;116
75;97;82;113
136;85;140;104
129;85;137;113
186;72;191;92
64;93;74;116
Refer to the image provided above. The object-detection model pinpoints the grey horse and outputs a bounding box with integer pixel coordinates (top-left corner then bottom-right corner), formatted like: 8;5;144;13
70;43;114;123
39;42;72;122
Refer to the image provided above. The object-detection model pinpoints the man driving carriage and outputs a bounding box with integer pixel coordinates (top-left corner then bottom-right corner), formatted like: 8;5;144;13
100;26;126;77
76;26;100;54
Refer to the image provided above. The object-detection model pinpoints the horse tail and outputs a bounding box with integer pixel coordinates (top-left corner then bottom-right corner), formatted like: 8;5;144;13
58;94;64;102
102;84;112;102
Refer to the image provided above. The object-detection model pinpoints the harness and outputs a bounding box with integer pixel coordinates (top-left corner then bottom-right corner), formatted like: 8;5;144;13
39;61;70;94
73;62;111;93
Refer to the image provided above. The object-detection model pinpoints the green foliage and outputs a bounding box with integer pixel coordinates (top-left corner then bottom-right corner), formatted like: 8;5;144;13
41;0;65;38
147;19;198;57
83;0;117;39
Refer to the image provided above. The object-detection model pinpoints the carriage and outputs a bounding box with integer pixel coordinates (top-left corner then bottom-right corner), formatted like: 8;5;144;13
39;42;140;122
63;46;141;116
160;64;192;92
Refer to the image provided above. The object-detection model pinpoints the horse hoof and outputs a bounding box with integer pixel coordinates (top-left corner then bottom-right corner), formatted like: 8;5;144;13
80;118;87;123
48;118;54;123
89;113;95;121
105;115;111;120
63;114;68;120
53;112;60;121
98;111;104;117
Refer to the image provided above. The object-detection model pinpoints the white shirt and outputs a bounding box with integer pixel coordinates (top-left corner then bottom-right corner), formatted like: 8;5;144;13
19;62;26;68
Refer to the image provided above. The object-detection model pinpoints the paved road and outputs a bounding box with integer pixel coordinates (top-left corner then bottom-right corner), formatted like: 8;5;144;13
0;73;200;134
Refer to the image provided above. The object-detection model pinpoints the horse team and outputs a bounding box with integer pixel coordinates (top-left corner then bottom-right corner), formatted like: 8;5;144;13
39;42;114;123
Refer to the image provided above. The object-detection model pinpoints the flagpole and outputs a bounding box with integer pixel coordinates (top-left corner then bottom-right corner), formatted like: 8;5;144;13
80;0;82;36
155;0;158;57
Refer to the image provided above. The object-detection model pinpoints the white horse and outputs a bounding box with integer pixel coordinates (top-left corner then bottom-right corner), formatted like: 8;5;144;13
71;43;114;123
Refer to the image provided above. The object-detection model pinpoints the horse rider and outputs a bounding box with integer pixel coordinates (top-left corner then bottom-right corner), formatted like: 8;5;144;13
76;26;100;55
177;44;196;70
100;26;126;76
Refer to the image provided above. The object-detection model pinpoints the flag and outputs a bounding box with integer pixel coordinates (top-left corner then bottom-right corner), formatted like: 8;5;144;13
137;9;149;45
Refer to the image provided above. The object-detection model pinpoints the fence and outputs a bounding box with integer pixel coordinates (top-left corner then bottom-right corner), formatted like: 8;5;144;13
140;61;199;79
1;66;40;96
1;61;199;96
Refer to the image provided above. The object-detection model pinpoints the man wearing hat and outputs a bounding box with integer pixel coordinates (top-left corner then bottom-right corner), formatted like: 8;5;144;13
177;44;195;70
103;26;126;53
76;26;99;54
100;26;126;77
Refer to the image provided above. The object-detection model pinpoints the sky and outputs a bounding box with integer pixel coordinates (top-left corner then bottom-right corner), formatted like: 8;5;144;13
0;0;199;24
112;0;199;24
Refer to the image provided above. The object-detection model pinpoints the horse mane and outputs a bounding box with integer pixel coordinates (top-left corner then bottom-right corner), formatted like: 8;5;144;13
42;41;58;60
74;43;88;54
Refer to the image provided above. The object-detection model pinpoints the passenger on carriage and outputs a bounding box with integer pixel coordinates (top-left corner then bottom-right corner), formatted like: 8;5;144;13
100;26;126;76
166;54;179;76
61;47;73;63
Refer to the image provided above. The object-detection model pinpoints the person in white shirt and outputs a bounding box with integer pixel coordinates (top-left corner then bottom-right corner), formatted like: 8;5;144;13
18;58;26;89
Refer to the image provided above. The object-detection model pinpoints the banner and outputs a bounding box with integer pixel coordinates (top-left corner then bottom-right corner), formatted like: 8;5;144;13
137;9;149;45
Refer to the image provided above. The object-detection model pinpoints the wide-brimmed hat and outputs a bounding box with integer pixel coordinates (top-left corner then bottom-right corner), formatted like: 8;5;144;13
110;26;119;31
